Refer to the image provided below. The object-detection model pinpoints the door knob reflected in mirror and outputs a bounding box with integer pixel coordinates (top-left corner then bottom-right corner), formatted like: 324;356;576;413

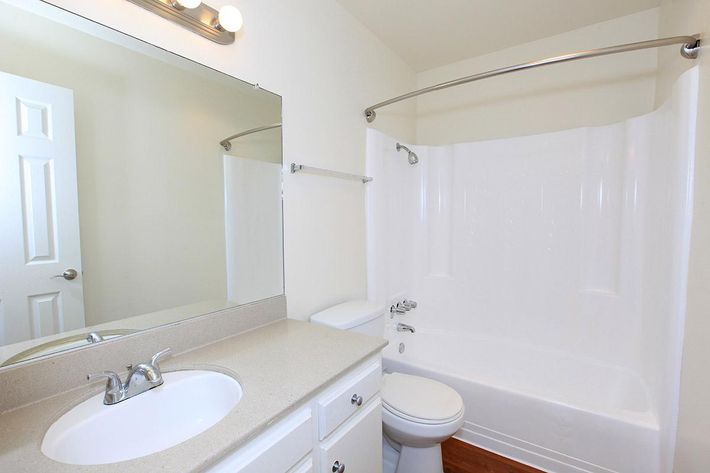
51;269;78;281
332;461;345;473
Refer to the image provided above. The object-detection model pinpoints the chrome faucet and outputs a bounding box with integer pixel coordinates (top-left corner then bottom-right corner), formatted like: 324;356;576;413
391;303;407;315
86;332;104;344
396;322;416;333
402;299;417;310
390;299;418;318
87;348;171;405
390;299;419;318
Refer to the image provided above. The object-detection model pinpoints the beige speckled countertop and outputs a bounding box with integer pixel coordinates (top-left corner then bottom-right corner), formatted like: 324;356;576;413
0;319;387;472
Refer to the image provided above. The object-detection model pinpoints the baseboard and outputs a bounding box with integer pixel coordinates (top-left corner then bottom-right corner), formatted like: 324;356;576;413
456;421;618;473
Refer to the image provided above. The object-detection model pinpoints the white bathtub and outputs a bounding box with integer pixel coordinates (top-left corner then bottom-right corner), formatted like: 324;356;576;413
383;314;661;473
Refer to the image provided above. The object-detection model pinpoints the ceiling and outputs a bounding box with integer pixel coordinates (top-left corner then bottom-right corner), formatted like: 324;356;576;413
336;0;662;71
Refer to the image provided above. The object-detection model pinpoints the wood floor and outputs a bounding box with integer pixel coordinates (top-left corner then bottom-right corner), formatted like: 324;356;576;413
442;438;544;473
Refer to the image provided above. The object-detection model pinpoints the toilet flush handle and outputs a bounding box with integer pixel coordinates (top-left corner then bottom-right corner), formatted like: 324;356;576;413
332;461;346;473
350;394;363;406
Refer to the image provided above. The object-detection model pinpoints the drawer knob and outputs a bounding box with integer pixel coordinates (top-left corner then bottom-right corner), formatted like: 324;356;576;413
332;460;346;473
350;394;363;406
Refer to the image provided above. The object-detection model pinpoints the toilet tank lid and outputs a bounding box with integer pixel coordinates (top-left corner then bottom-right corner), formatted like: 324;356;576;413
310;300;385;330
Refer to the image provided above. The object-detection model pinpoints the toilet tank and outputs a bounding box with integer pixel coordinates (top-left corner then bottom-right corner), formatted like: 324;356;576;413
310;300;385;337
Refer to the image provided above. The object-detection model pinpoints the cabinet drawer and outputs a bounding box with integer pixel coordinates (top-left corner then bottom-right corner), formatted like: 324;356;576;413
317;360;381;440
318;399;382;473
207;407;313;473
288;457;314;473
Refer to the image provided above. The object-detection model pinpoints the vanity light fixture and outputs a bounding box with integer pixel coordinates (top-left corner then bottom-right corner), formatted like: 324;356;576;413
172;0;201;9
214;5;243;33
126;0;242;44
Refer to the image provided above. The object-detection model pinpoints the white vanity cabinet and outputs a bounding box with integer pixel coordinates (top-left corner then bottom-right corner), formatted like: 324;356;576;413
207;357;383;473
288;457;315;473
318;400;382;473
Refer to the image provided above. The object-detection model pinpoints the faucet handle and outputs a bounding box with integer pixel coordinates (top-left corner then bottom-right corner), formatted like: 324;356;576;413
402;299;417;310
391;304;406;315
151;348;172;370
87;371;126;405
87;370;122;389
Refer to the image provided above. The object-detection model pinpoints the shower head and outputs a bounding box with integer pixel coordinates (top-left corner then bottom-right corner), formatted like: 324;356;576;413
396;143;419;165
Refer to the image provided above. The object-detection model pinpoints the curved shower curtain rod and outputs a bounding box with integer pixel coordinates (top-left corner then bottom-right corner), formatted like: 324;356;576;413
220;123;282;151
364;35;701;123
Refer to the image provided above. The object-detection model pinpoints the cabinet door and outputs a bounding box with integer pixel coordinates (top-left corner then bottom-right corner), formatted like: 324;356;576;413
288;458;314;473
318;399;382;473
207;407;313;473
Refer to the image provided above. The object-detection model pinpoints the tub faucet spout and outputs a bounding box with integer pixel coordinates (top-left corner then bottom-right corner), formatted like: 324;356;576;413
396;322;415;333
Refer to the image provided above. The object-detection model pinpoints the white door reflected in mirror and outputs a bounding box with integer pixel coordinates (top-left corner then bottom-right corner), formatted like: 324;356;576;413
0;71;85;346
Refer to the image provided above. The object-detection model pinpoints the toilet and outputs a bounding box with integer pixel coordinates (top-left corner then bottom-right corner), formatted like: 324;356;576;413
311;300;464;473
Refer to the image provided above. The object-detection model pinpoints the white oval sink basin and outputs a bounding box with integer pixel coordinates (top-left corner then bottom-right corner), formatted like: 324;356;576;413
41;370;242;465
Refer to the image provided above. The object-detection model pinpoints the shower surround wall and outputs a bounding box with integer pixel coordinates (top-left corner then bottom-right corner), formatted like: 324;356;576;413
367;68;698;472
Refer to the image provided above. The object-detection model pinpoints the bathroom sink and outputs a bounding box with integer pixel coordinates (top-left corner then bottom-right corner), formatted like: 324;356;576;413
41;370;242;465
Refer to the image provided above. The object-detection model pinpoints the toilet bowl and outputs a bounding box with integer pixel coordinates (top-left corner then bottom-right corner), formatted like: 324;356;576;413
310;300;465;473
381;372;464;473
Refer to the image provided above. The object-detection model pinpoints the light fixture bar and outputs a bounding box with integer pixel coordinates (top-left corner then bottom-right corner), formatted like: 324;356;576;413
126;0;235;44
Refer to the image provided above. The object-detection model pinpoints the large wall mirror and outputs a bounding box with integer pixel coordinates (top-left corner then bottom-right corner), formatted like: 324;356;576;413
0;0;284;367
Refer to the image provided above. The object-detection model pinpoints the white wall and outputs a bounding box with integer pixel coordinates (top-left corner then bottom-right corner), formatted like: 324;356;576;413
370;68;697;393
414;9;660;145
38;0;417;321
653;1;710;471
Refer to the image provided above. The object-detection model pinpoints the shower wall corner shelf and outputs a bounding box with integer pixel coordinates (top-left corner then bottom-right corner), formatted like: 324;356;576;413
290;163;373;184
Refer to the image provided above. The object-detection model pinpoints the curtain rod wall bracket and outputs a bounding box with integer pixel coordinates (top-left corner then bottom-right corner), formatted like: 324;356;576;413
364;35;702;123
681;39;701;59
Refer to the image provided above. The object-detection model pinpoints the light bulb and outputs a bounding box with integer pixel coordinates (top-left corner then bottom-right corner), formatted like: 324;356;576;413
177;0;201;8
217;5;243;33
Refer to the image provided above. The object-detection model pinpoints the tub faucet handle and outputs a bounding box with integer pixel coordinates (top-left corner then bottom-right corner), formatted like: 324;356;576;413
390;304;406;315
402;299;417;310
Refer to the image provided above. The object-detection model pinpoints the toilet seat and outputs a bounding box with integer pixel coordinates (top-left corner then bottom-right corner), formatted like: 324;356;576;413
383;402;463;426
382;372;464;425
